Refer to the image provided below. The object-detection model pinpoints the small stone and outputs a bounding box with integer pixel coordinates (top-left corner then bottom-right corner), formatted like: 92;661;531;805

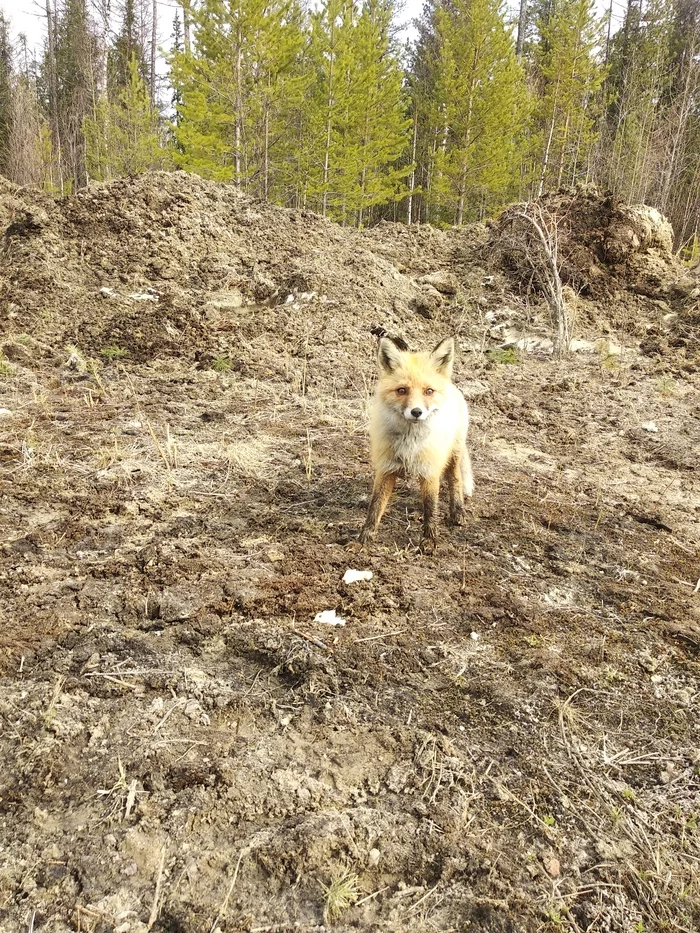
0;408;13;419
417;271;459;295
368;848;381;867
545;857;561;878
640;421;658;433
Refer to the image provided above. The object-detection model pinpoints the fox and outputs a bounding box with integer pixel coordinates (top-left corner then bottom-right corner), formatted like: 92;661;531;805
359;335;474;551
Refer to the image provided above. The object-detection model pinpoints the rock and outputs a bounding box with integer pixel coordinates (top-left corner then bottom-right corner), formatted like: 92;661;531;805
417;271;459;295
368;848;381;867
411;284;443;319
545;857;561;878
205;290;244;312
0;408;13;420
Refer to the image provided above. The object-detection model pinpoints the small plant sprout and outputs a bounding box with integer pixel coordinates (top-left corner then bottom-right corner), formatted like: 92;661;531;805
303;428;313;484
0;352;14;377
212;356;232;372
65;344;87;371
322;866;360;923
487;347;518;365
101;345;129;361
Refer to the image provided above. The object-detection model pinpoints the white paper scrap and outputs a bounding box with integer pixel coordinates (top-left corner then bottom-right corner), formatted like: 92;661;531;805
314;609;346;626
343;569;373;584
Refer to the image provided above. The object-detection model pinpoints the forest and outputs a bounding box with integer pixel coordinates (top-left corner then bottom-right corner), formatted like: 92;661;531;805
0;0;698;252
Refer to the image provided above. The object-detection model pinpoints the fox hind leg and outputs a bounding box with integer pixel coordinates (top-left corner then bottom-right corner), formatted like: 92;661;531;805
419;474;441;552
446;453;466;526
359;470;398;544
462;446;474;498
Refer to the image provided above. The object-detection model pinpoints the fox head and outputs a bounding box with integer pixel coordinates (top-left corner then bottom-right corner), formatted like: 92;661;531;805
376;336;455;423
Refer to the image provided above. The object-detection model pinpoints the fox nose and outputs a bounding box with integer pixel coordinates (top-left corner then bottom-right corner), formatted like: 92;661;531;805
410;407;423;419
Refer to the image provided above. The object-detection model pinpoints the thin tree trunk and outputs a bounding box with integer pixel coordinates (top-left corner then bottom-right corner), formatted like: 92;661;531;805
150;0;157;107
516;0;527;60
407;106;418;225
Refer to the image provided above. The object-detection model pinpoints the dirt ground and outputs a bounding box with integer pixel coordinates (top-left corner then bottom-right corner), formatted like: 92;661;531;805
1;173;699;933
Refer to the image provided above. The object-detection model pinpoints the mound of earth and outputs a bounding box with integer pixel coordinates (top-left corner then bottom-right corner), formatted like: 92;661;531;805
491;187;699;302
0;173;698;933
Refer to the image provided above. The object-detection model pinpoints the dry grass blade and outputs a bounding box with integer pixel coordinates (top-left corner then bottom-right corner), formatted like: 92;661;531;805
322;866;360;923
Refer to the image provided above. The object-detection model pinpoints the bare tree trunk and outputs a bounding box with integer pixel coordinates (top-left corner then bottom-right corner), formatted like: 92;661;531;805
406;107;418;225
45;0;63;194
182;0;191;53
150;0;157;107
516;0;527;61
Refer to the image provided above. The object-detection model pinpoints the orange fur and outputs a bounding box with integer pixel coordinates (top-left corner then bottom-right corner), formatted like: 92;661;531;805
360;337;474;551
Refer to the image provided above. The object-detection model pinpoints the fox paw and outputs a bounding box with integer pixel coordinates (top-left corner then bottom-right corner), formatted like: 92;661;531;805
358;527;374;546
418;534;437;555
448;506;467;526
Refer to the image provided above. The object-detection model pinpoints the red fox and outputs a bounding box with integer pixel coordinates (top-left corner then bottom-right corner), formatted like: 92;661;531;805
359;335;474;551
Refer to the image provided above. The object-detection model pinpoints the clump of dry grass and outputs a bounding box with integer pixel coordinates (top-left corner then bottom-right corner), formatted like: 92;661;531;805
222;437;275;481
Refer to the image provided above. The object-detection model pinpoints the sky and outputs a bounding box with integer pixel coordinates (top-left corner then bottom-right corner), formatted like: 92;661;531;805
0;0;624;66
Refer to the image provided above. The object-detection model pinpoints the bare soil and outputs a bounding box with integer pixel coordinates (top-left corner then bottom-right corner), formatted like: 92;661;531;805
1;173;699;933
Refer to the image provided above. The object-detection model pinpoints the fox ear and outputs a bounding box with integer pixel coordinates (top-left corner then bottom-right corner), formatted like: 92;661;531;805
378;337;405;373
429;337;455;378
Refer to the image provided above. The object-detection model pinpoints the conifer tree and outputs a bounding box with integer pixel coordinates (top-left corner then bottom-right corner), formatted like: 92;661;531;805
532;0;605;195
53;0;96;189
304;0;410;223
412;0;528;225
85;52;165;179
170;0;308;195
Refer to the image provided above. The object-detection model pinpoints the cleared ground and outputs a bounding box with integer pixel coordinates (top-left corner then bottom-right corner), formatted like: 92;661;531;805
1;174;698;932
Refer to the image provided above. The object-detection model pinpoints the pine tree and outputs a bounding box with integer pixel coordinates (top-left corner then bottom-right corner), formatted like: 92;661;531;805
170;0;308;195
348;0;411;225
304;0;410;223
598;0;673;203
421;0;528;224
53;0;97;190
109;0;148;93
532;0;606;195
85;52;166;179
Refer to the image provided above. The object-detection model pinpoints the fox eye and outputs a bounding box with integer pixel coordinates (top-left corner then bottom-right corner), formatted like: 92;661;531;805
397;387;408;396
425;388;434;396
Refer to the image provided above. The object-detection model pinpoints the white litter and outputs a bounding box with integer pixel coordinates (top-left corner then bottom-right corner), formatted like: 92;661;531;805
470;632;480;641
641;421;659;433
0;408;13;419
342;569;373;584
314;609;346;626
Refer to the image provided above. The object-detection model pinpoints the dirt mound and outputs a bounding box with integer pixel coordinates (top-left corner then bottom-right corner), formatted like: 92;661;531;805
2;172;439;367
490;188;696;301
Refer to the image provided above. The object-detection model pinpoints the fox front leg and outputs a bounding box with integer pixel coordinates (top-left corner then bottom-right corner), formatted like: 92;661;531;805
446;452;466;526
359;470;397;544
419;475;440;553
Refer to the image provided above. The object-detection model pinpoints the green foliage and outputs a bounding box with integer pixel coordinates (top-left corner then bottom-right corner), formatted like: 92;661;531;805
304;0;410;222
100;345;129;361
487;347;518;364
169;0;309;194
0;13;12;174
407;0;528;225
532;0;606;194
85;54;167;180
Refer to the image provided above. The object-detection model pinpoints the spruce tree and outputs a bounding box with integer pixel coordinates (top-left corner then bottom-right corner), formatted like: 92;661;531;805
85;52;165;179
